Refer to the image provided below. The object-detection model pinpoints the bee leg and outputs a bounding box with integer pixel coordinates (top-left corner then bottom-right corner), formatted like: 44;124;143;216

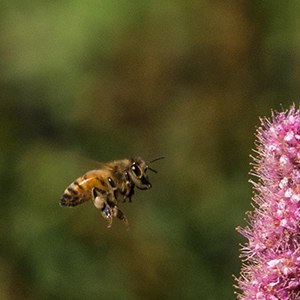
122;171;132;203
107;177;121;202
92;188;128;229
127;188;134;203
106;214;113;228
92;187;114;228
102;203;128;229
112;206;129;229
122;186;134;203
92;187;107;209
101;204;114;228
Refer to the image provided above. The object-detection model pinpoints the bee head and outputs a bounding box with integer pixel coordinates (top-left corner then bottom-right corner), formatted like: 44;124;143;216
128;156;164;190
128;158;151;189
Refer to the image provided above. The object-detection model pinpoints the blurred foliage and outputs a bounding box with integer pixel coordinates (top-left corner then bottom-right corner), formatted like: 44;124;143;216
1;0;300;299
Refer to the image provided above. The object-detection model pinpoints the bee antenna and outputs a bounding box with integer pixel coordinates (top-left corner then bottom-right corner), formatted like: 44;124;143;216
149;156;165;164
148;167;158;173
147;157;164;173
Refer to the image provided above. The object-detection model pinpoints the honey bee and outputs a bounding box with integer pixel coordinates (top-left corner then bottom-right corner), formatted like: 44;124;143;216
60;157;164;228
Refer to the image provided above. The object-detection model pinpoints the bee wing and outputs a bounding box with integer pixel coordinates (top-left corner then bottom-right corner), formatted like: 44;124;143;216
78;157;105;169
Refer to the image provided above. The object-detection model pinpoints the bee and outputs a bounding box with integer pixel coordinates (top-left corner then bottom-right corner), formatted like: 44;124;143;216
60;157;164;228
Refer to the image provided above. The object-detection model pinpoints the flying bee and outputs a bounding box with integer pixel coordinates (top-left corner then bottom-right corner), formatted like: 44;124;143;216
60;156;164;228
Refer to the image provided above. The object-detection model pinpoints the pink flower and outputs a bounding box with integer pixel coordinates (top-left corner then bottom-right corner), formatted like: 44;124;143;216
235;105;300;299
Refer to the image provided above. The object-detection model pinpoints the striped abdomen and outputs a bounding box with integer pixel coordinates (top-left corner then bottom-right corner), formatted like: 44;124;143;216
60;170;108;207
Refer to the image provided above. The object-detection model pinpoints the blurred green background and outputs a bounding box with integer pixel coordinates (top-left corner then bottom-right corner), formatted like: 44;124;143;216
1;1;300;299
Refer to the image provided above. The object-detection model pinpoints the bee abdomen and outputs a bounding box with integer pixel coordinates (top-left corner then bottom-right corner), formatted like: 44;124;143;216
60;193;78;207
59;181;88;207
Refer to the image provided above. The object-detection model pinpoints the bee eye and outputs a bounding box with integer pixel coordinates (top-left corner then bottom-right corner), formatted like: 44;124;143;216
124;171;130;181
131;164;141;177
108;177;116;188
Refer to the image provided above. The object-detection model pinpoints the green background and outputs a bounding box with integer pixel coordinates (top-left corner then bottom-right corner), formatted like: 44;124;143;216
1;1;299;299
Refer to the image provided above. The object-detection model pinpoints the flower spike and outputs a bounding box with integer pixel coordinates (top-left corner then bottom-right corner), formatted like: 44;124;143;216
235;104;300;300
